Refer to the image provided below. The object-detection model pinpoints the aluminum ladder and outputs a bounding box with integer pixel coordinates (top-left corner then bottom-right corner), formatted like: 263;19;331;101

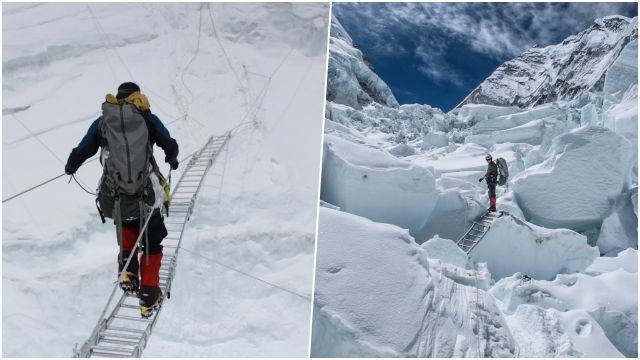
456;210;504;254
73;134;230;358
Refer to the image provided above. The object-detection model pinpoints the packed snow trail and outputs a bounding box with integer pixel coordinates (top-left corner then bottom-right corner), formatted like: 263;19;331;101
456;211;504;254
74;135;229;358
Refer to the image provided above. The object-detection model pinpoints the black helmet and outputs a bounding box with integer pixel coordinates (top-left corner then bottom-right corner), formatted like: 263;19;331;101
485;154;492;161
116;82;140;100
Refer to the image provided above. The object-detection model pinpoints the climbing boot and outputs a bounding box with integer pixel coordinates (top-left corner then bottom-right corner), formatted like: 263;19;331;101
118;250;140;294
139;285;163;318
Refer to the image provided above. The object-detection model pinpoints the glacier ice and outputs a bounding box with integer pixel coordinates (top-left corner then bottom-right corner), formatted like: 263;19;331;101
511;126;633;231
469;214;598;281
317;12;638;359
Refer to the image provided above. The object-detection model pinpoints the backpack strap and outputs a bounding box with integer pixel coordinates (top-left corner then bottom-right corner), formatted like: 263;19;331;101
114;196;123;265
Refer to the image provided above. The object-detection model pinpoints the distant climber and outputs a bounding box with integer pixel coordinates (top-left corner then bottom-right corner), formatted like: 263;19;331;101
479;154;498;212
65;82;179;318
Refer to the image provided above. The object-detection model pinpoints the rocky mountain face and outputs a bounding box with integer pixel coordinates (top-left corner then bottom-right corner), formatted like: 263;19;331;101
457;16;638;109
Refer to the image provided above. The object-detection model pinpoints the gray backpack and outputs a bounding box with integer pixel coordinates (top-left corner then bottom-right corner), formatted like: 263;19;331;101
496;157;509;186
97;99;159;262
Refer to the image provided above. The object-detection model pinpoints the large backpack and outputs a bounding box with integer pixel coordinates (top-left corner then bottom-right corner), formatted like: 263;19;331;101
496;157;509;186
96;93;162;263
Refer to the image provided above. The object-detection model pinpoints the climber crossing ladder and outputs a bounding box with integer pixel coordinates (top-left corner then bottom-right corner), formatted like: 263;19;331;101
456;211;505;254
73;134;230;358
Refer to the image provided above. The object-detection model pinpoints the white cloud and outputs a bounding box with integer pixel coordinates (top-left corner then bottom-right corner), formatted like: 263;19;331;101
333;2;637;86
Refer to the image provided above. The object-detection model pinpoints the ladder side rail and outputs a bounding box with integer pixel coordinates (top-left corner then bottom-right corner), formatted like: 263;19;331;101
171;136;214;192
464;211;506;254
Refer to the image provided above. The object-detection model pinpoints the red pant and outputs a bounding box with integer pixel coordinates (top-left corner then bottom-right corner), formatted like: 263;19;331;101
121;226;162;287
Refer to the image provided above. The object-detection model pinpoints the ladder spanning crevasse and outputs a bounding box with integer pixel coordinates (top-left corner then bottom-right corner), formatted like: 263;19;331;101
456;211;505;254
73;134;230;358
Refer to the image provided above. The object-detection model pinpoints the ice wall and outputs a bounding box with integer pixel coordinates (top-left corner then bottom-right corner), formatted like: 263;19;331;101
597;187;639;256
470;214;599;281
320;133;439;235
511;126;633;231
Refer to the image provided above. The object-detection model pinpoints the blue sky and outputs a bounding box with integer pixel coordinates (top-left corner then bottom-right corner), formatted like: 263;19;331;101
332;2;638;112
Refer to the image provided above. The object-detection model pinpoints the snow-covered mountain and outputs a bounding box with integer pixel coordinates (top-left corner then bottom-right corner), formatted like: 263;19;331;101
3;3;329;357
313;13;638;358
458;15;638;109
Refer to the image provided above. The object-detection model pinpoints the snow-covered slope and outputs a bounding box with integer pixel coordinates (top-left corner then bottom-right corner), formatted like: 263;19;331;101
3;3;329;357
314;13;637;358
458;16;638;109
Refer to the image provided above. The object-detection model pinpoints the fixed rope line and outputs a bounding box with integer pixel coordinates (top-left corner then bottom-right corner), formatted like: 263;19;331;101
88;4;207;128
70;174;96;196
87;5;136;82
86;6;119;83
2;112;193;204
4;105;65;165
181;3;203;105
179;247;311;301
2;174;66;203
464;255;483;357
207;4;249;113
74;135;229;358
3;105;93;191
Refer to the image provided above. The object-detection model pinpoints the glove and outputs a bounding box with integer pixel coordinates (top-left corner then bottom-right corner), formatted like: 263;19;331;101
170;158;179;170
478;178;483;182
65;164;76;175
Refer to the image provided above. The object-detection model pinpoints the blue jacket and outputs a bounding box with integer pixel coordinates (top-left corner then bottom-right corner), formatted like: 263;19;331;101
65;110;179;174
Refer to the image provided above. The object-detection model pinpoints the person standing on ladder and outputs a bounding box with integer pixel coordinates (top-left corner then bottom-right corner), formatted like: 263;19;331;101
65;82;179;318
479;154;498;212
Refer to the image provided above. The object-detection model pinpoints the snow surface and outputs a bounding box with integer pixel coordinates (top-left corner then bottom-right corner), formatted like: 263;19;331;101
312;208;516;357
3;3;329;357
314;13;637;358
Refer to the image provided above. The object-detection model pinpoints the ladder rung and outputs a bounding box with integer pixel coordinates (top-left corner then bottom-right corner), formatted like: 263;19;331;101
165;236;180;240
98;337;140;347
107;326;145;334
90;345;133;354
100;332;142;341
113;315;152;323
466;234;481;238
163;245;178;249
119;303;140;310
90;350;131;358
165;221;185;225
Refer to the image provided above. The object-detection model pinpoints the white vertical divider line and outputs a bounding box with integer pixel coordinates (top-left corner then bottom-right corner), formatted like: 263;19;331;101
307;2;333;357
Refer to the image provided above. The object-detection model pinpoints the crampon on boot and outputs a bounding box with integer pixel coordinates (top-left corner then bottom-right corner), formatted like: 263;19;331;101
139;285;163;319
488;197;497;212
139;253;163;318
118;271;140;294
118;227;140;294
